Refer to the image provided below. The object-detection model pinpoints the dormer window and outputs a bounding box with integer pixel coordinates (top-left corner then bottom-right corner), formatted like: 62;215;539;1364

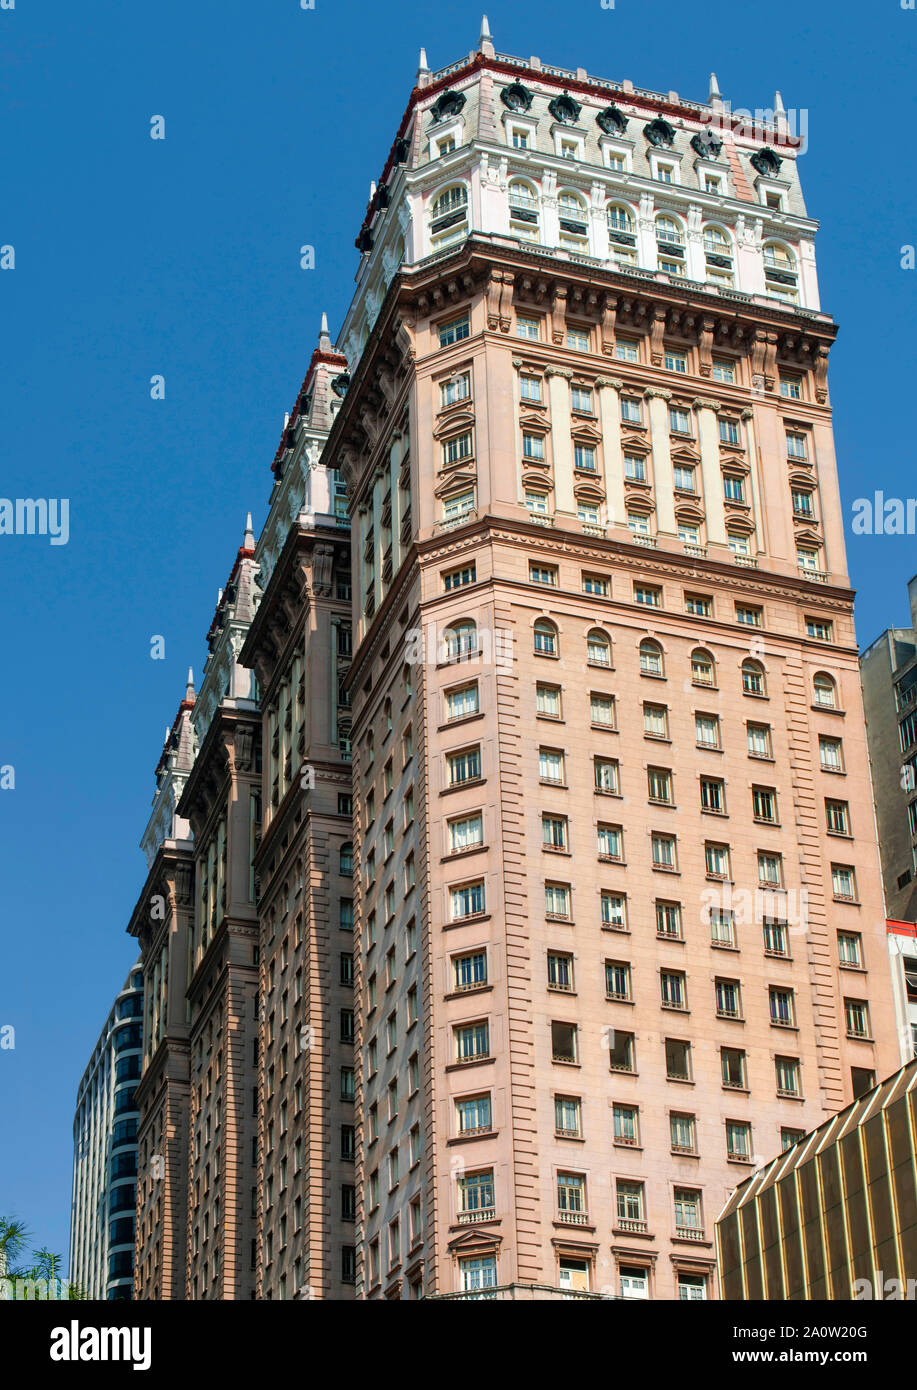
437;135;456;157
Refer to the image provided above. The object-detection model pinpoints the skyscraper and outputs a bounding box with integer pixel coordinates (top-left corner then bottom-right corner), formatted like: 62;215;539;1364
70;964;143;1300
327;23;901;1299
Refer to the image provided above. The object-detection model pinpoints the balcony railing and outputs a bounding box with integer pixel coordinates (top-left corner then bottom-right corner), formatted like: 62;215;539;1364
556;1209;589;1226
429;1283;608;1301
799;566;829;583
616;1217;647;1234
458;1207;496;1225
675;1225;706;1242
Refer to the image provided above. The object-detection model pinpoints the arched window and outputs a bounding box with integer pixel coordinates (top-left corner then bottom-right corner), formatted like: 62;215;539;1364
558;190;589;251
741;659;766;696
534;619;558;656
639;639;664;677
763;241;799;303
607;203;634;233
443;620;478;661
509;179;540;243
703;224;734;289
763;241;795;270
813;672;838;709
587;629;612;667
430;184;469;249
655;214;683;246
691;648;716;687
339;843;354;876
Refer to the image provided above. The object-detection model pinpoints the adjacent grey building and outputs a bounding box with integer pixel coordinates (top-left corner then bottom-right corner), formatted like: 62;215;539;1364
860;575;917;922
69;964;143;1299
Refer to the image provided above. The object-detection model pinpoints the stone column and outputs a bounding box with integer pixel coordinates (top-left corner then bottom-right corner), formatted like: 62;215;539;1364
693;397;727;546
645;389;676;536
546;366;575;517
596;377;626;526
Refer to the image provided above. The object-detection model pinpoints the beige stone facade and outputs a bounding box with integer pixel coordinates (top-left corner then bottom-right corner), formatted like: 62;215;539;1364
328;38;901;1297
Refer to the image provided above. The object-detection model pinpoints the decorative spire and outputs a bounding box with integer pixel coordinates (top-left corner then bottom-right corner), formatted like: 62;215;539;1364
774;89;786;115
244;511;254;549
417;47;430;87
708;72;721;101
185;667;195;701
418;46;429;72
370;180;376;200
479;14;494;56
319;311;333;352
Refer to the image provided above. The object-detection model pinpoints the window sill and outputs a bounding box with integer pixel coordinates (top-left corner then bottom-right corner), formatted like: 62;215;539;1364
443;913;492;931
838;962;867;973
438;712;484;734
447;1130;498;1147
591;722;619;734
445;1056;494;1073
711;941;739;952
440;777;486;798
441;844;489;864
444;985;493;1002
651;865;681;875
542;845;571;856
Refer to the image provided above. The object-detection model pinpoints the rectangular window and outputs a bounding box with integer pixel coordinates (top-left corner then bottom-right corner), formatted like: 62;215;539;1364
780;375;803;399
448;747;481;786
442;431;473;465
594;757;620;793
700;778;725;814
547;951;575;991
643;703;668;739
715;979;741;1020
844;999;871;1038
516;315;541;340
710;908;735;947
624;453;647;482
673;465;697;494
763;920;789;957
615;337;639;361
446;683;479;722
448;812;483;854
582;572;609;596
443;562;476;591
651;833;677;870
747;723;771;759
736;604;762;627
786;431;808;460
443;489;475;521
536;683;562;719
634;583;661;607
555;1095;582;1137
566;328;590;351
542;814;568;851
769;987;796;1027
669;407;692;434
551;1021;578;1064
758;852;783;887
601;892;627;931
441;372;471;407
647;766;673;804
775;1056;801;1097
605;960;632;1001
609;1030;635;1072
520;373;542;402
661;970;687;1010
664;350;687;373
613;1104;639;1147
723;474;746;502
439;316;470;348
529;561;558;586
838;932;862;967
721;1047;746;1089
620;397;643;424
753;786;779;823
718;418;740;445
540;748;565;784
571;386;594;414
456;1094;492;1135
574;443;597;473
597;823;623;861
726;1121;752;1161
455;1022;489;1063
695;714;720;749
666;1038;691;1081
590;693;616;727
670;1113;696;1154
545;883;571;919
806;617;834;642
656;900;682;939
451;881;485;920
712;358;736;383
522;431;545;461
826;800;850;835
453;950;487;992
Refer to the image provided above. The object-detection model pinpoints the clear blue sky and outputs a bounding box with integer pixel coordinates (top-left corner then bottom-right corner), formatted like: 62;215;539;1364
1;0;915;1269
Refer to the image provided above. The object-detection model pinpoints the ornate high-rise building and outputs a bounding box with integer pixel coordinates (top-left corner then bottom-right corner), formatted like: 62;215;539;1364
326;23;901;1299
128;672;197;1300
240;320;356;1299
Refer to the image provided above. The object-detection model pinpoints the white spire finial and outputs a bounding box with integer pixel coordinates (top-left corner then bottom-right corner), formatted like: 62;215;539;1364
185;667;195;700
320;311;329;335
709;72;721;101
244;512;254;548
419;46;429;71
479;15;494;56
480;14;491;40
774;89;786;115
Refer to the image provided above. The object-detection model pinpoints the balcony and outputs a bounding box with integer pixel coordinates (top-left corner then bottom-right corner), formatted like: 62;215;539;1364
684;543;707;558
675;1225;706;1242
799;566;829;583
457;1207;496;1225
615;1217;647;1234
733;554;758;569
556;1209;589;1227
